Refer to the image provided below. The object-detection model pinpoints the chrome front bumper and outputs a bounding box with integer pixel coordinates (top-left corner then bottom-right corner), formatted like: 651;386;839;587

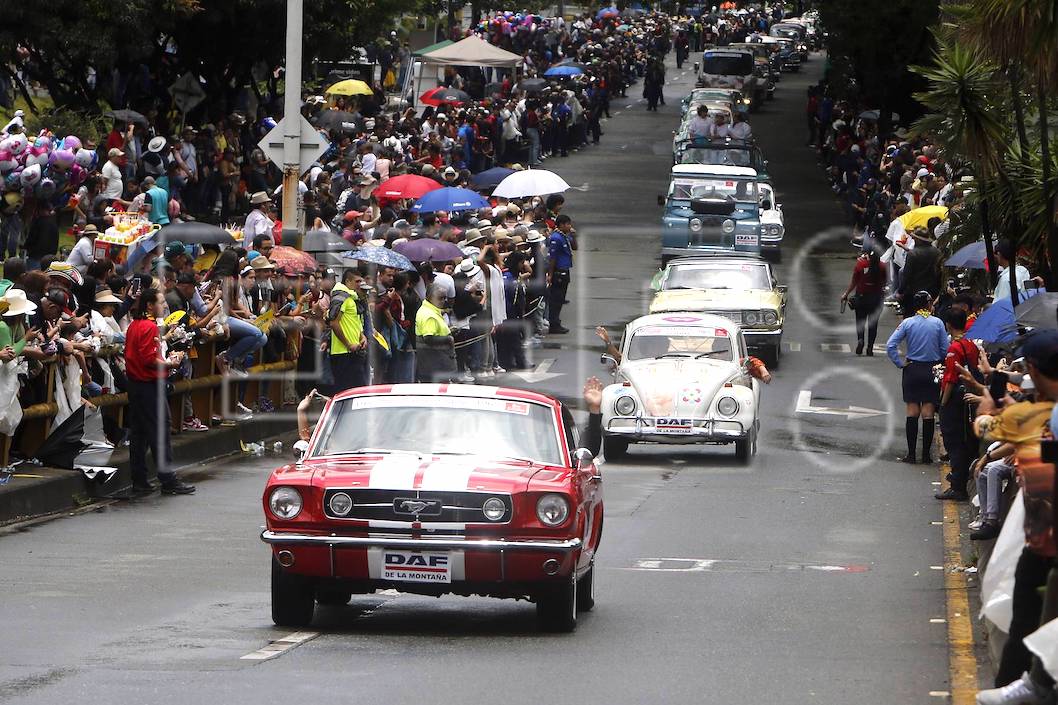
605;418;746;443
261;531;582;553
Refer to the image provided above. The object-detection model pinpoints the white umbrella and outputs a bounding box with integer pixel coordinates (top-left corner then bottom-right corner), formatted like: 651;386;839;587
492;169;570;198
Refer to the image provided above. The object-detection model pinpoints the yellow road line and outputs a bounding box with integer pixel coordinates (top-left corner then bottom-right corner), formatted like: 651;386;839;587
942;464;978;704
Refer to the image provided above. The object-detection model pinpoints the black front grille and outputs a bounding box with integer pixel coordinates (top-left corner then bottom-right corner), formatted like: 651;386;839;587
688;215;729;246
323;488;512;523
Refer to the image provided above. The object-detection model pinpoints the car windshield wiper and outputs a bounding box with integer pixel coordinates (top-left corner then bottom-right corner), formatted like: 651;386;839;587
656;352;691;359
695;351;728;359
431;450;536;465
664;285;704;290
343;447;421;456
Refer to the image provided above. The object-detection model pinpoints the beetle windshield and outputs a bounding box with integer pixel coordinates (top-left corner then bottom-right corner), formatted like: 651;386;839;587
663;263;771;291
311;395;564;466
626;325;734;361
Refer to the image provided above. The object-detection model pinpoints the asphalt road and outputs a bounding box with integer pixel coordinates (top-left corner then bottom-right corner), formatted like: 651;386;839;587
0;54;952;704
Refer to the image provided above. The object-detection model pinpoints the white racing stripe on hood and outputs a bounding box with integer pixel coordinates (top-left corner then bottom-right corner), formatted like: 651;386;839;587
368;454;421;489
419;457;475;491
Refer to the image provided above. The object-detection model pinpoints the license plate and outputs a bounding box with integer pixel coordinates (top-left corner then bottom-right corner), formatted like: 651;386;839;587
735;232;760;246
656;418;694;434
382;550;452;583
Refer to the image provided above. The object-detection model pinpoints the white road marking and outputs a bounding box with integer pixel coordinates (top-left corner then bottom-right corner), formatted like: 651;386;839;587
820;343;851;353
784;341;802;352
628;558;868;573
873;344;887;354
795;390;887;419
929;692;951;698
929;618;947;624
240;631;318;662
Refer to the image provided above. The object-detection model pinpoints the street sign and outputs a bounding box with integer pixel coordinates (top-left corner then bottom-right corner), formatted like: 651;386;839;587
168;72;206;114
257;115;330;175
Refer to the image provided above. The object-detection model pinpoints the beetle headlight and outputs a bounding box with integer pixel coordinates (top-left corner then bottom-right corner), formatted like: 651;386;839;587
482;497;506;521
537;494;570;526
722;219;736;234
615;395;637;416
328;491;352;517
269;487;303;520
689;218;703;232
717;396;739;416
744;310;760;325
762;310;779;325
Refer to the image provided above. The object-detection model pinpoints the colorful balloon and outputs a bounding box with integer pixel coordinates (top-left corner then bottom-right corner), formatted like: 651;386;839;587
50;149;75;169
62;135;82;151
74;148;95;169
0;150;15;174
20;163;41;187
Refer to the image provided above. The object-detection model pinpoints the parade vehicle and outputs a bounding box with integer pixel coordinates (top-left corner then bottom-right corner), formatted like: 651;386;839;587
770;22;810;60
671;137;769;182
648;254;786;364
757;182;785;254
599;312;761;461
261;384;604;633
659;164;764;263
680;88;751;117
726;43;778;98
696;49;766;109
759;36;801;71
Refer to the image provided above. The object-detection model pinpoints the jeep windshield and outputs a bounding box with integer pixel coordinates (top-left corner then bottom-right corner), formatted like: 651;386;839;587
679;147;757;169
701;53;754;76
310;395;564;466
662;262;771;291
668;178;758;203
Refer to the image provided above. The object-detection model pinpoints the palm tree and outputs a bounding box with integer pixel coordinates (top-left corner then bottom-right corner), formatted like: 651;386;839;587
912;39;1006;281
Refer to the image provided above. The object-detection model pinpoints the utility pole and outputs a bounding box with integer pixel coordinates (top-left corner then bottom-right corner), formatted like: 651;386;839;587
282;0;304;250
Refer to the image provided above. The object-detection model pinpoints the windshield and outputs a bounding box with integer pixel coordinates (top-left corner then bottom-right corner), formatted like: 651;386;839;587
669;177;758;202
663;262;771;291
679;147;754;168
311;395;564;466
626;325;734;361
702;54;754;76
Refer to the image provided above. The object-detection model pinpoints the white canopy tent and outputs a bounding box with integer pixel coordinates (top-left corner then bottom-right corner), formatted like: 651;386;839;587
413;35;522;109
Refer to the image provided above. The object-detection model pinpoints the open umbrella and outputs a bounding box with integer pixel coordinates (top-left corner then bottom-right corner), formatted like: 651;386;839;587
342;245;415;271
945;241;989;269
544;65;584;78
420;87;472;106
376;174;442;200
898;205;948;231
1016;292;1058;330
970;297;1019;343
492;169;570;198
159;222;238;246
270;246;319;273
858;109;902;122
326;79;373;96
596;6;619;19
103;109;148;125
302;228;351;253
312;110;362;132
516;78;549;96
470;166;515;191
394;239;465;263
413;187;490;213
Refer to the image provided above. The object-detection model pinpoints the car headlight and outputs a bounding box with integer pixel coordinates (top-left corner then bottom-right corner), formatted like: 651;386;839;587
717;396;739;416
328;491;352;517
768;224;782;236
615;395;637;416
762;310;779;325
537;494;570;526
482;497;506;521
722;219;736;234
744;310;760;325
269;487;303;520
689;217;703;232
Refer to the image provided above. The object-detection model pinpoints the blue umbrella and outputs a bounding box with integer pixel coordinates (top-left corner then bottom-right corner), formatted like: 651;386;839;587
470;166;515;191
945;241;990;269
341;245;415;271
412;187;490;213
544;65;584;77
596;6;619;19
971;290;1041;343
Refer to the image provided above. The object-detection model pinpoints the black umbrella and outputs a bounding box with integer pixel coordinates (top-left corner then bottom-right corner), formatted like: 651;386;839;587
517;78;549;96
159;222;237;246
103;109;148;126
302;229;351;253
313;110;363;132
1015;292;1058;330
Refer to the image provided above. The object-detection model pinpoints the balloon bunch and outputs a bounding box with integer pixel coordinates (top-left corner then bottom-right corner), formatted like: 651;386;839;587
0;127;95;214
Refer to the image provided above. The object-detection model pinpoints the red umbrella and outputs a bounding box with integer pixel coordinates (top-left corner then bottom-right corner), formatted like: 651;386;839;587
420;87;472;106
377;174;443;200
270;245;319;274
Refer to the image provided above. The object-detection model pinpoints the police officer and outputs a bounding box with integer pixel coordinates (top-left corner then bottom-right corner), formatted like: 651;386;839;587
886;291;950;463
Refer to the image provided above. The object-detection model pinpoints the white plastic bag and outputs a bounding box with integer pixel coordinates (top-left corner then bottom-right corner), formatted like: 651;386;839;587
981;490;1025;633
1024;616;1058;680
51;357;82;431
0;359;23;436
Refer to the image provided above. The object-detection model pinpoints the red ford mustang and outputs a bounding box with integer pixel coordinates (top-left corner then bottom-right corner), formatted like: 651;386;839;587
261;383;604;632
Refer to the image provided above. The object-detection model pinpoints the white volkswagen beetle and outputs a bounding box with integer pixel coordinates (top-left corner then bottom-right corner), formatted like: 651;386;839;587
600;312;761;462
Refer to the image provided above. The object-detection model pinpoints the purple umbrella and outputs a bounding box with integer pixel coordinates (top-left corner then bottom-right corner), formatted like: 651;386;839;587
394;239;465;263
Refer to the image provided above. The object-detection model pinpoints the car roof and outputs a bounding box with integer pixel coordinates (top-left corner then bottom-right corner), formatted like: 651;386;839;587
628;312;743;333
670;164;758;178
331;383;561;409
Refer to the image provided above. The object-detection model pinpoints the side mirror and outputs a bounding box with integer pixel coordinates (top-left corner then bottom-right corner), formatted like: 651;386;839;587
650;269;663;291
657;194;665;206
776;284;788;294
693;62;700;73
573;447;595;470
600;353;618;369
293;439;309;463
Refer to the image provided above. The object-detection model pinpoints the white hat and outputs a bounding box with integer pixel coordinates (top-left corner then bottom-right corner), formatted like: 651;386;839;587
526;230;546;244
2;288;37;317
148;136;167;153
250;191;272;205
443;166;458;178
457;258;481;277
916;167;931;179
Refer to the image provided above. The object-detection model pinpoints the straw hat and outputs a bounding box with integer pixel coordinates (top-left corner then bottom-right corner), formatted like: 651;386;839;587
94;288;123;305
457;258;481;278
2;289;36;317
250;191;272;205
251;256;275;271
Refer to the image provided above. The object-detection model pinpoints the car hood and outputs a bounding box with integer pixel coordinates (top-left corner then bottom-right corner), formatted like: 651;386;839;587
650;288;781;312
620;358;739;417
304;454;551;494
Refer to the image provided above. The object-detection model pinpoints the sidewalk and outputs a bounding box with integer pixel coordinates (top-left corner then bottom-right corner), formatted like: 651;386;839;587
0;415;298;526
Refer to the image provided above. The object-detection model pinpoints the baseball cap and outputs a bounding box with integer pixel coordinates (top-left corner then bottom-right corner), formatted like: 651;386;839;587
164;240;187;259
916;167;931;179
108;147;125;158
